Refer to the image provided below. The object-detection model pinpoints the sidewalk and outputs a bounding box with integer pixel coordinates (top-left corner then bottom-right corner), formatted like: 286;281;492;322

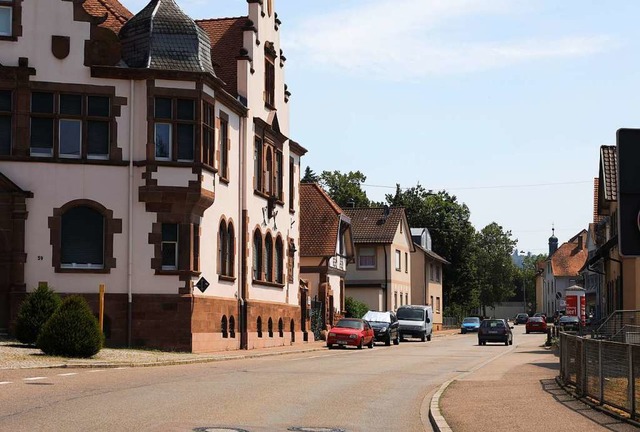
432;339;639;432
0;328;462;370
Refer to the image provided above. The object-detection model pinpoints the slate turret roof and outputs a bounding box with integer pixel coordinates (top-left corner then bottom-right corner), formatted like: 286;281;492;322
119;0;215;74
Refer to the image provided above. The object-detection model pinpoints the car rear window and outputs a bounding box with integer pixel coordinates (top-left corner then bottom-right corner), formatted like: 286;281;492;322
481;320;505;328
529;317;543;322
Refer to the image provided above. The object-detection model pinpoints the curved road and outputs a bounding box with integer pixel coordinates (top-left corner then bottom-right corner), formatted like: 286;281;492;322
0;328;542;432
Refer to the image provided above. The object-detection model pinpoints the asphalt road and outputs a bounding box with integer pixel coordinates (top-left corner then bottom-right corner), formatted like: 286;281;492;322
0;329;539;432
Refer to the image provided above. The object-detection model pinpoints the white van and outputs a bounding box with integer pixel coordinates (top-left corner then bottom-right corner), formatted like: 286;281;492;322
397;305;433;342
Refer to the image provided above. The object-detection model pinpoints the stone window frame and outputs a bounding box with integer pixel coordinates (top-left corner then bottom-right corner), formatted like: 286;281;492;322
149;218;199;278
217;111;230;182
264;45;276;109
49;199;122;274
153;96;197;162
252;227;285;288
0;0;22;41
253;137;283;201
218;217;236;281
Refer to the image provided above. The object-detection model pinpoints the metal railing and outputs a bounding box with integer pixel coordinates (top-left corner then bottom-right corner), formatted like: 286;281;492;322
443;317;459;329
560;333;639;418
594;310;640;341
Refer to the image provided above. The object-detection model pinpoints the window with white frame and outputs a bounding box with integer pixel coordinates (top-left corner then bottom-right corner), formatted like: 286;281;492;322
395;249;401;271
154;97;195;161
358;247;376;269
161;224;178;270
0;1;13;37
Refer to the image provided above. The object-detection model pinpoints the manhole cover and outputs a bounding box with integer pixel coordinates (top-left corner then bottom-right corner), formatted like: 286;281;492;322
193;428;250;432
288;428;346;432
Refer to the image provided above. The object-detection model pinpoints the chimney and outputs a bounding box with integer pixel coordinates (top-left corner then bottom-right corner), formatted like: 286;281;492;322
383;205;390;220
577;234;583;250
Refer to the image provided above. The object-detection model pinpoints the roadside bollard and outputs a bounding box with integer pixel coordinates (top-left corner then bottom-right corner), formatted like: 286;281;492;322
546;328;552;346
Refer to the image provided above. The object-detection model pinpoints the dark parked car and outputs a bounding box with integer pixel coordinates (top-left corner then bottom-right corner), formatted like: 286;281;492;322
514;313;529;325
478;319;513;346
362;310;399;346
557;315;580;332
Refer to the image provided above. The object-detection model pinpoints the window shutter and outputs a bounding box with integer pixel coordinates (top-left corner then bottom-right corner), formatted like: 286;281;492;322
61;207;104;266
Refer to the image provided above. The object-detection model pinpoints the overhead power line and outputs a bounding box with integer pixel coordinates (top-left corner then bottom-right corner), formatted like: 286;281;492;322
361;180;592;191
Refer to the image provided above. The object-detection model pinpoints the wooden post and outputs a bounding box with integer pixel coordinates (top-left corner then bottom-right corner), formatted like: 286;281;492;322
99;284;105;333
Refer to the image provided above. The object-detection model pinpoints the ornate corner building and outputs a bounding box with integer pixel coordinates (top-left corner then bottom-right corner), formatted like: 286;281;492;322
0;0;308;352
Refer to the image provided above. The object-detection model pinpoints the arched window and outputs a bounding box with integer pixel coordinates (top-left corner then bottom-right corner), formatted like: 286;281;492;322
61;206;104;269
275;236;283;284
229;316;236;338
227;223;235;277
268;317;273;338
265;234;273;282
221;315;228;339
257;316;263;338
253;230;262;280
219;220;227;275
278;318;283;338
265;147;273;194
290;319;295;342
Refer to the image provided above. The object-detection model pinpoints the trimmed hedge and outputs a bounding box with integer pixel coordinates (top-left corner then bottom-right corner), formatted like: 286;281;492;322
37;296;103;358
345;296;369;319
15;285;62;345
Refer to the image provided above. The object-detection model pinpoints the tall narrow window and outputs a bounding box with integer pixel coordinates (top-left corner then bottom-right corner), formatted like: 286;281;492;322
87;96;110;159
395;249;401;271
61;206;104;269
253;230;262;281
30;92;54;156
405;252;408;273
59;94;82;158
0;89;11;155
161;223;178;270
219;220;227;275
227;223;235;277
0;1;13;37
176;99;195;161
275;237;283;284
154;98;171;160
202;101;215;166
265;234;273;282
264;57;275;107
265;148;273;195
219;116;229;179
275;151;283;200
254;137;263;191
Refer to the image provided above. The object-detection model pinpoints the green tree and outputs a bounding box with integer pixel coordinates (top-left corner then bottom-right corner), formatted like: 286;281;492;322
37;296;103;358
319;170;370;208
301;166;320;183
515;253;547;313
386;186;479;314
344;297;369;319
15;285;62;345
474;223;517;315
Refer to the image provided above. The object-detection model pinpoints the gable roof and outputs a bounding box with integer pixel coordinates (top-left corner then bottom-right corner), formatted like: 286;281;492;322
196;17;248;97
83;0;133;33
300;183;349;257
343;207;408;244
551;235;587;277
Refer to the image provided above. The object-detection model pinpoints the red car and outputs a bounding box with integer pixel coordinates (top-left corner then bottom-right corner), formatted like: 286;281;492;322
526;316;548;334
326;318;374;349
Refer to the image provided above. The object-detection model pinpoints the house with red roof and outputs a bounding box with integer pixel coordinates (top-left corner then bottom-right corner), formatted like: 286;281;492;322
299;183;355;333
0;0;308;352
343;207;415;312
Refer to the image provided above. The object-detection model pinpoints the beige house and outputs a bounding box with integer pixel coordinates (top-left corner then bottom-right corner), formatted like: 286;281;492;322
343;207;414;312
410;228;448;331
0;0;308;352
299;183;355;330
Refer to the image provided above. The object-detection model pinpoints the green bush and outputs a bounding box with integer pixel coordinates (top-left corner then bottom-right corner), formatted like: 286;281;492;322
345;296;369;319
37;296;103;358
15;285;62;344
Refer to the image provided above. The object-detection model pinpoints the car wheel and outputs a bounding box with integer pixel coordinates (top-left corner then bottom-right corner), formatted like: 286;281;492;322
526;330;530;334
368;338;374;349
327;344;334;349
427;333;432;342
421;332;427;342
385;335;391;346
509;337;513;346
393;333;400;345
461;329;466;334
478;340;483;346
358;339;363;349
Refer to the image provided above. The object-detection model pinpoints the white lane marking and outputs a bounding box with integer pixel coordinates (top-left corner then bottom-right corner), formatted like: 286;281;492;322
114;367;128;370
57;373;78;377
88;370;105;373
0;381;12;385
23;377;46;381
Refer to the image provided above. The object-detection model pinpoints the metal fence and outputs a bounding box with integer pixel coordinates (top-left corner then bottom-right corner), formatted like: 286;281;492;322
560;333;640;418
443;316;459;329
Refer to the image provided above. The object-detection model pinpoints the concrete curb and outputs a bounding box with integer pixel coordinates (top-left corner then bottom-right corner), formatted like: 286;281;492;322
428;344;515;432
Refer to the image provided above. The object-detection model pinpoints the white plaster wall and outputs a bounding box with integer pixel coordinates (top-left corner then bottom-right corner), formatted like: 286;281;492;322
327;273;343;313
155;80;195;90
346;245;386;281
154;167;198;187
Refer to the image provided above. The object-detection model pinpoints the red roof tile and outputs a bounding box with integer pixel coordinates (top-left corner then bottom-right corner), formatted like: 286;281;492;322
300;183;348;257
593;178;603;224
551;233;587;277
343;207;406;244
600;146;617;201
83;0;133;33
196;17;248;96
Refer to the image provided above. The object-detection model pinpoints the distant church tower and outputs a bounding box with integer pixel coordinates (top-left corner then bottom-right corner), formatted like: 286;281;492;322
548;226;558;256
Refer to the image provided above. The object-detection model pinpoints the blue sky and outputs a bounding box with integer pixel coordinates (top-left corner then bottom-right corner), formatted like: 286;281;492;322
121;0;640;254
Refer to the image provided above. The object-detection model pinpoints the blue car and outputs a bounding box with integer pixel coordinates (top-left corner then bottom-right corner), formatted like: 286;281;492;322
461;317;481;334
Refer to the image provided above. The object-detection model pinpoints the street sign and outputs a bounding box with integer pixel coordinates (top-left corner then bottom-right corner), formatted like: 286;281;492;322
555;291;562;300
195;277;210;293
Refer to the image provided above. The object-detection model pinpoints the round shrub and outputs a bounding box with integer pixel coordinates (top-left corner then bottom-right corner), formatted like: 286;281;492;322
345;296;369;319
15;285;62;344
37;296;103;358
